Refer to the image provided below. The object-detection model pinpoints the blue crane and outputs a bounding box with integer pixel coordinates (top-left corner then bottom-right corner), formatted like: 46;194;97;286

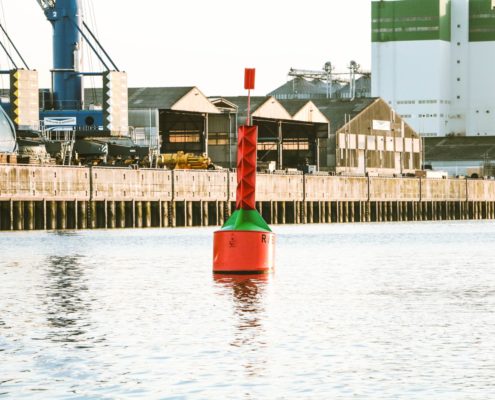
34;0;140;165
36;0;120;111
39;0;83;110
36;0;125;132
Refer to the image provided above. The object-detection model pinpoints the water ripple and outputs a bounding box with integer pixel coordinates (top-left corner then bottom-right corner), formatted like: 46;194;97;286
0;223;495;399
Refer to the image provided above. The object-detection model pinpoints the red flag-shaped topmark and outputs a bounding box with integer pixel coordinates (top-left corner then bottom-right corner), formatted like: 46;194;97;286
244;68;255;90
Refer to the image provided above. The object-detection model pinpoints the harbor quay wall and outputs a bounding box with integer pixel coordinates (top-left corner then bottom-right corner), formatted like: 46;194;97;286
0;164;494;230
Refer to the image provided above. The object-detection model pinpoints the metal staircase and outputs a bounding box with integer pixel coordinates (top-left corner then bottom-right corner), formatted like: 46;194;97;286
41;127;76;165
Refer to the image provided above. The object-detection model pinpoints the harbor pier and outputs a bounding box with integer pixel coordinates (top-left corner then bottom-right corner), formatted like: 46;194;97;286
1;165;494;230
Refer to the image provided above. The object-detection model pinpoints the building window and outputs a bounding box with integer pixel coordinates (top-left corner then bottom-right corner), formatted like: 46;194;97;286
258;142;277;151
282;140;309;150
457;78;461;81
169;133;200;143
457;96;461;99
457;60;461;64
208;133;228;145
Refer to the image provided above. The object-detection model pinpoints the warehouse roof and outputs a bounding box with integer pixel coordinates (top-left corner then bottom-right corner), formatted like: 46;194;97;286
222;96;292;122
277;99;309;116
85;86;220;114
223;96;329;125
425;136;495;161
278;100;329;124
312;97;377;134
128;87;193;109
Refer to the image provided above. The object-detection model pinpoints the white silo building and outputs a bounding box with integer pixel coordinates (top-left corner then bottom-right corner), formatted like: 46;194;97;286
372;0;495;137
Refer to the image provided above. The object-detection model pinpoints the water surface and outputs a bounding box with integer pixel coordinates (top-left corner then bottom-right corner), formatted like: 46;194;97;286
1;222;495;399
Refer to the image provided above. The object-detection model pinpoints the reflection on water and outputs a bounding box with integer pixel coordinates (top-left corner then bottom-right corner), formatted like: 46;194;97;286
42;255;94;344
214;274;269;337
214;274;270;379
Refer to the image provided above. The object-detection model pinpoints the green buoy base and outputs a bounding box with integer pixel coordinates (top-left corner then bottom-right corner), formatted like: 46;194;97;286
219;209;271;232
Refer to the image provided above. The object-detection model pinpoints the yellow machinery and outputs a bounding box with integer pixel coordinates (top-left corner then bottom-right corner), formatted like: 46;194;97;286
159;151;213;170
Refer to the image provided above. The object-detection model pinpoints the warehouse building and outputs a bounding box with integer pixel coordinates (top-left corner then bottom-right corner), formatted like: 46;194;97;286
223;96;330;171
87;86;223;163
84;87;421;176
311;97;422;176
222;96;421;176
125;87;220;155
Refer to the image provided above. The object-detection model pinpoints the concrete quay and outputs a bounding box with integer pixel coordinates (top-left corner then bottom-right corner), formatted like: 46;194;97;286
1;164;494;230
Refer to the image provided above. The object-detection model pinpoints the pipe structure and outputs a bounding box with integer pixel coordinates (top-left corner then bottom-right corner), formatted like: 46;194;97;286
44;0;83;110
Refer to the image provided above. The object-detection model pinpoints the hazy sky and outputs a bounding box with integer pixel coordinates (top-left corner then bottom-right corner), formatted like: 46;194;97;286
0;0;371;96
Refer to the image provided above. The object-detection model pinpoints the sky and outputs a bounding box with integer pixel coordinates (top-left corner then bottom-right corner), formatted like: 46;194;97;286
0;0;371;96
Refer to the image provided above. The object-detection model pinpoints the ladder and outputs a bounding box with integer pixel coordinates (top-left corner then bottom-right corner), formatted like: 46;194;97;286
41;127;76;166
60;130;76;166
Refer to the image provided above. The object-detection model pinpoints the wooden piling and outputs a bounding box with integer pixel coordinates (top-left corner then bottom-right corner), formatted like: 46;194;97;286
162;201;169;227
273;201;279;224
170;202;176;227
13;201;23;231
108;201;116;229
135;201;143;228
144;201;152;228
77;201;87;229
25;201;35;230
57;201;67;230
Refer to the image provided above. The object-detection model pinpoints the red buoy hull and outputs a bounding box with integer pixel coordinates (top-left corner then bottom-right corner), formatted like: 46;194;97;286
213;230;275;274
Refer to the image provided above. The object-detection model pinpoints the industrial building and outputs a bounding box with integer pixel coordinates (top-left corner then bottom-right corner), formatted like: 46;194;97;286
270;76;371;101
222;96;329;171
85;88;421;176
312;97;422;176
1;75;422;176
125;87;219;154
84;86;223;165
372;0;495;137
269;62;371;101
269;77;340;100
212;95;421;176
424;136;495;177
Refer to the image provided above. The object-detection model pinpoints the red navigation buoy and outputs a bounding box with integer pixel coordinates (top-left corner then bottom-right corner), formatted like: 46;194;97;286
213;69;276;274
